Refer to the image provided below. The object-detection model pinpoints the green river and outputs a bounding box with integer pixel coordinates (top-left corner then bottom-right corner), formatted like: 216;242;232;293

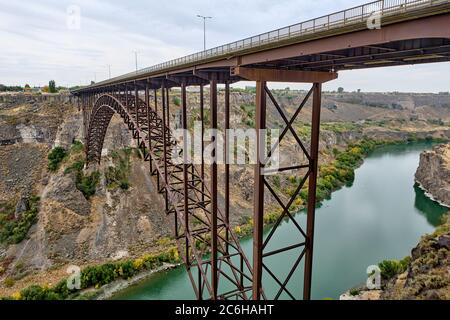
113;142;448;300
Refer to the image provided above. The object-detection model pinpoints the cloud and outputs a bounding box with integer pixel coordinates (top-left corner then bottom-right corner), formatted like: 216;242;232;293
1;0;449;92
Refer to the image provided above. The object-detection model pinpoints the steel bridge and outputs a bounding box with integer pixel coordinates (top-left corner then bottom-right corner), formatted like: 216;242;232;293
72;0;450;300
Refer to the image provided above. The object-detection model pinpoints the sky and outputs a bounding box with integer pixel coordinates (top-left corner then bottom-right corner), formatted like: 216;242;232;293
1;0;449;92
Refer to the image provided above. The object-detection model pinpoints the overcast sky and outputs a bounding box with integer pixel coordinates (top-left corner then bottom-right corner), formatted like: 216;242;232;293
1;0;449;92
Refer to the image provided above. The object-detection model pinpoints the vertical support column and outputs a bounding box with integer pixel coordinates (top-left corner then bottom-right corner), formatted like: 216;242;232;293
145;81;153;173
252;80;266;300
181;82;189;264
154;88;160;186
224;82;230;254
303;82;322;300
154;89;158;115
161;83;169;212
198;84;205;300
125;84;129;110
166;87;171;134
210;79;218;300
200;85;205;204
135;82;140;146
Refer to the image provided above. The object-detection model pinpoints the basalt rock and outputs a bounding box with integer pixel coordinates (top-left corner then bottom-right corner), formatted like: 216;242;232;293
415;143;450;207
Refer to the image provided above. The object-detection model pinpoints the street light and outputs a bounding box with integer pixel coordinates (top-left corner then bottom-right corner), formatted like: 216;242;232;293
197;15;212;51
106;64;111;78
133;50;139;72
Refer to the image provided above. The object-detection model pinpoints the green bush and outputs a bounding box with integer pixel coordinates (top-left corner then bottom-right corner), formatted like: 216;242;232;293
378;256;410;279
76;171;100;199
70;140;84;153
63;155;98;200
349;288;360;296
105;149;131;191
48;147;67;171
0;196;40;244
172;96;181;107
20;285;61;300
64;160;85;175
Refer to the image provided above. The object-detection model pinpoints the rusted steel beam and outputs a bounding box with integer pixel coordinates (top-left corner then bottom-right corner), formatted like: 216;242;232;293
224;81;230;254
232;66;337;83
303;82;322;300
193;70;240;84
200;85;205;204
166;87;171;133
145;81;153;173
210;79;219;300
162;83;170;213
135;82;140;146
252;80;266;300
182;83;190;266
125;84;129;110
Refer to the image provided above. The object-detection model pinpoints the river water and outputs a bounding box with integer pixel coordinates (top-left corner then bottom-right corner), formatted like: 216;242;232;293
113;142;448;300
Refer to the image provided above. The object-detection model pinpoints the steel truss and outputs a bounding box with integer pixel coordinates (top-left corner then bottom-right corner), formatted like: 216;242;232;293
77;67;336;300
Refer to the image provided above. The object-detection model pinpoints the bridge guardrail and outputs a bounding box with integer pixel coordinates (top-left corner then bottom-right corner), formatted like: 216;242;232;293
89;0;450;88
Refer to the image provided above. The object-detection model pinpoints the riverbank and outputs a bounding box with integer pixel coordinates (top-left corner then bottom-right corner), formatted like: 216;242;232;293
0;247;181;300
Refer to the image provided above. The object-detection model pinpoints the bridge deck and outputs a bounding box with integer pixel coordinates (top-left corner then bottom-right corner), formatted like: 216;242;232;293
73;0;450;93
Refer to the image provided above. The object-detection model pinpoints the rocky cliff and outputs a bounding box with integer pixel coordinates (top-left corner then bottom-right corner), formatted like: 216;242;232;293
381;215;450;300
415;143;450;207
0;94;171;294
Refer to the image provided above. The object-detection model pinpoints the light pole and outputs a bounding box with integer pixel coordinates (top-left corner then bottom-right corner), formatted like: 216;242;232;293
197;15;212;51
133;50;138;72
106;64;111;78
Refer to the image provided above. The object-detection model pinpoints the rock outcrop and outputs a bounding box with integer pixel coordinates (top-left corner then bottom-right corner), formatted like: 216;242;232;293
415;143;450;207
381;215;450;300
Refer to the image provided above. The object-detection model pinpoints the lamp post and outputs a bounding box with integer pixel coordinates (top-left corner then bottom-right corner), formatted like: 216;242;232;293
197;15;212;51
133;50;138;72
106;64;111;78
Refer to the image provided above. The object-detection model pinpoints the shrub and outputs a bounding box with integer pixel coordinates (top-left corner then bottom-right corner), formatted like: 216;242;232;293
172;96;181;107
20;285;61;300
70;140;84;153
349;288;360;296
0;196;39;244
76;171;100;199
3;278;15;288
105;149;131;191
64;160;85;175
48;147;67;171
378;256;410;279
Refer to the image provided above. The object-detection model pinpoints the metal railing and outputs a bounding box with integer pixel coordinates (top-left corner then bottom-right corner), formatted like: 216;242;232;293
90;0;449;87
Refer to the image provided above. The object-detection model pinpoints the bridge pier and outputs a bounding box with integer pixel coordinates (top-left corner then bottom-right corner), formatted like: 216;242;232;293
232;67;337;300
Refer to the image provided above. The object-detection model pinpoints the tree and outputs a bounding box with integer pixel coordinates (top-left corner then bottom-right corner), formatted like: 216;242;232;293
42;86;49;93
337;87;344;93
48;80;57;93
24;84;31;89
